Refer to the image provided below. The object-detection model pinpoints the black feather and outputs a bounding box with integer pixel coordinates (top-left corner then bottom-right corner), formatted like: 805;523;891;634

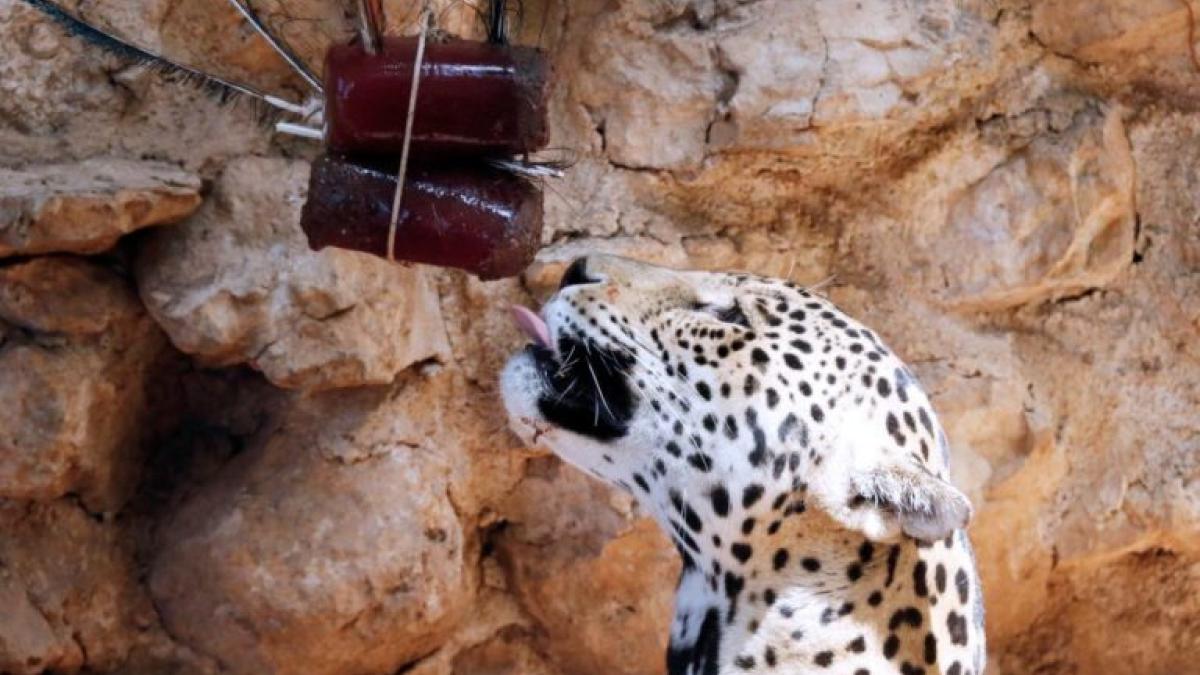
19;0;293;123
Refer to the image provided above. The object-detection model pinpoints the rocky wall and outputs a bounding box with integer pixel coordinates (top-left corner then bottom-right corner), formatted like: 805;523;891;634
0;0;1197;673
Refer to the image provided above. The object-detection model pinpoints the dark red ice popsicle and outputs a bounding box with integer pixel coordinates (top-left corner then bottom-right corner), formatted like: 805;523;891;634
300;154;543;279
324;38;550;156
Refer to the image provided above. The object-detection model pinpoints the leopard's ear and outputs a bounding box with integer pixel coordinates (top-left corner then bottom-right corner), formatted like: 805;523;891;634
811;460;972;543
847;466;972;542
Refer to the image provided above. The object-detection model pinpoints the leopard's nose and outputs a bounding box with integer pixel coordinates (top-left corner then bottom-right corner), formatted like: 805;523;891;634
559;257;599;289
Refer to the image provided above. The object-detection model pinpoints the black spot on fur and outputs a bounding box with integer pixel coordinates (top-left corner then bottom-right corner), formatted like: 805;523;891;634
688;453;714;472
633;473;650;492
859;541;875;563
742;484;764;509
731;542;753;563
723;415;739;440
743;374;759;396
884;634;900;659
778;413;800;443
885;546;901;586
751;348;770;369
913;561;929;597
710;486;730;517
889;607;923;630
918;407;934;434
924;633;938;665
947;611;968;646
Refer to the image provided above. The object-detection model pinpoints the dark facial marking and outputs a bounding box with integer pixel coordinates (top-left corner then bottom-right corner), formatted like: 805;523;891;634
531;341;637;440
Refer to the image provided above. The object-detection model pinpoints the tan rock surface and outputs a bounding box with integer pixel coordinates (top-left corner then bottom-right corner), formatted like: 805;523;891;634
136;157;450;391
0;500;158;675
1031;0;1200;104
496;458;679;675
148;380;471;675
0;158;200;257
0;256;169;512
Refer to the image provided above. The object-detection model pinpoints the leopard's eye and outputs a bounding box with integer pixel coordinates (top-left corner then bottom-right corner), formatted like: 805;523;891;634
692;301;751;328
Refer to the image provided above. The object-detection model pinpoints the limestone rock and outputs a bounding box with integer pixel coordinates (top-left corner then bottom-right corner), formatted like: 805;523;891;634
496;458;678;675
0;158;200;257
136;157;449;391
939;108;1137;311
1032;0;1200;105
0;256;169;512
0;500;157;675
149;382;470;675
0;0;1198;674
830;103;1200;675
0;1;274;172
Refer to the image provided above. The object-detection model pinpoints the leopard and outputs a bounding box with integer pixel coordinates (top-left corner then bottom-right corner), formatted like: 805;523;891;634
501;255;986;675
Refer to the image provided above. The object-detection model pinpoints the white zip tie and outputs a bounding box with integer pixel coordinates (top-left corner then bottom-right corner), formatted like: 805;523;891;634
275;122;323;140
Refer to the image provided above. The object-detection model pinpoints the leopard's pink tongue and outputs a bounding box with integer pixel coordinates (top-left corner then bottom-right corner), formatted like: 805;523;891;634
511;305;551;348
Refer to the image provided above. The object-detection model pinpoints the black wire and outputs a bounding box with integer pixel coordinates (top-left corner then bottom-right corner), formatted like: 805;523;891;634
487;0;508;44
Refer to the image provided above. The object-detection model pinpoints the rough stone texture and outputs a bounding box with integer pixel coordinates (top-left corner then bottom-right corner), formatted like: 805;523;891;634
136;157;450;391
496;458;678;675
0;158;200;256
0;500;161;675
149;379;471;675
0;257;170;512
0;0;1198;674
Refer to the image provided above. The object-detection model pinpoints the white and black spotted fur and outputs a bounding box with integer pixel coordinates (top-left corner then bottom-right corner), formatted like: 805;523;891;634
502;255;986;675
